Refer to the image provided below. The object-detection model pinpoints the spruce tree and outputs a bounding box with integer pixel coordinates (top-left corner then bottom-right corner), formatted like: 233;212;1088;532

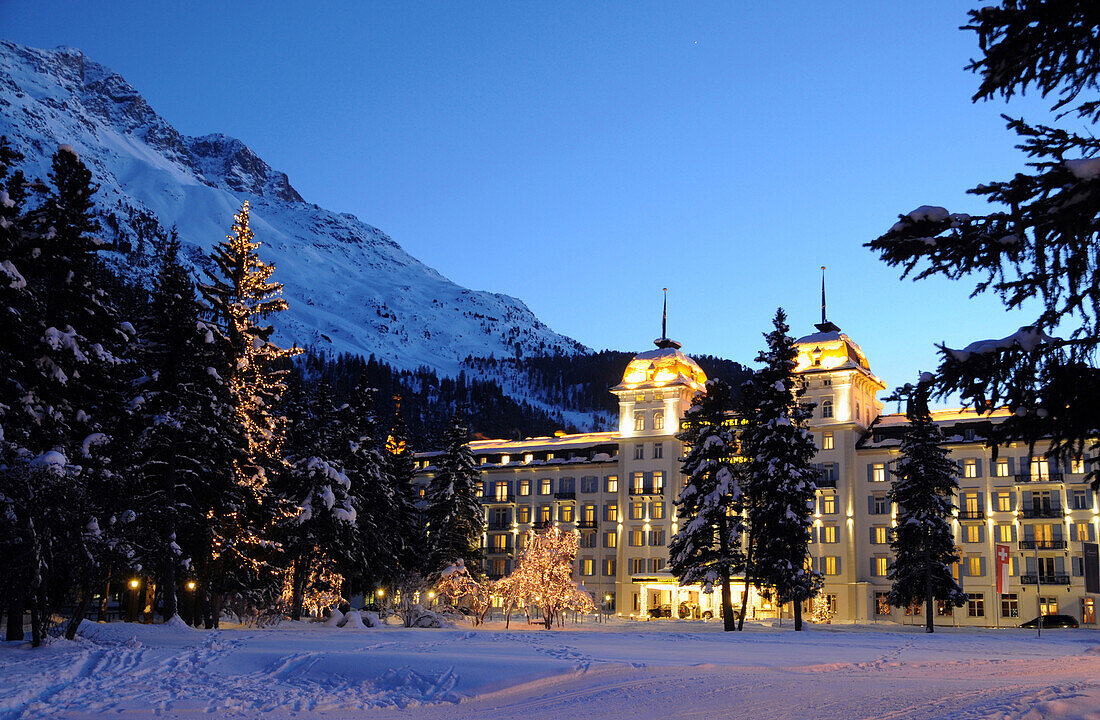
742;308;821;631
381;399;425;577
886;376;967;633
867;1;1100;488
668;378;744;631
198;201;296;620
424;409;484;577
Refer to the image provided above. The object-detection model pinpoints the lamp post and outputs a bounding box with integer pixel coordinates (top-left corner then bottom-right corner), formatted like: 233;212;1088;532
128;578;140;622
185;581;197;626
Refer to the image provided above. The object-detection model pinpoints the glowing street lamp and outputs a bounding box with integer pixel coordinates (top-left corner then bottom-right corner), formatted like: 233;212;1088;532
128;578;140;622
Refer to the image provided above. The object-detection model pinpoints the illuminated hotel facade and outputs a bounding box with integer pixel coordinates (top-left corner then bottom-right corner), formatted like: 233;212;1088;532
414;320;1099;626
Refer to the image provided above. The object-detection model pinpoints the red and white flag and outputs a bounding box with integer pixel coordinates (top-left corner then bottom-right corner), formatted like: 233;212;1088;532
995;543;1011;594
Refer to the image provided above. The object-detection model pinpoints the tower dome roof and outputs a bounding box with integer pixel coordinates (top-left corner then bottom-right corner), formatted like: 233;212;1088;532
612;344;707;393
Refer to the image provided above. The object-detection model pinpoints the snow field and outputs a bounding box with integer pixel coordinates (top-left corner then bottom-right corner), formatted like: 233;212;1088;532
3;619;1100;719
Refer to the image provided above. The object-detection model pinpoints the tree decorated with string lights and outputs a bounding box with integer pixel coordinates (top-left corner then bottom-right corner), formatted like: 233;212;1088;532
508;526;594;629
198;201;298;620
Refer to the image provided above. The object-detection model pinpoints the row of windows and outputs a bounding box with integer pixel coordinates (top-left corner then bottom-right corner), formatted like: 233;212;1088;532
873;593;1096;622
633;411;666;432
490;501;669;526
867;457;1091;483
575;557;668;577
632;443;664;460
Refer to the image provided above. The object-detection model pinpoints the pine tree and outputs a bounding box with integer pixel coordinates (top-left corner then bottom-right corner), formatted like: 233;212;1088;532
381;399;425;577
198;201;297;621
866;1;1100;488
742;308;821;631
886;376;967;633
668;378;744;631
424;409;484;577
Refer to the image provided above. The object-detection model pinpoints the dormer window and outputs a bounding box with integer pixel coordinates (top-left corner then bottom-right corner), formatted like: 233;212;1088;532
653;411;665;431
811;346;823;367
634;412;645;431
822;400;834;419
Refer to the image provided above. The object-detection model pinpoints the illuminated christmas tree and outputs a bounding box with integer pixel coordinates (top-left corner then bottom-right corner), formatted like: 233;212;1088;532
509;527;594;629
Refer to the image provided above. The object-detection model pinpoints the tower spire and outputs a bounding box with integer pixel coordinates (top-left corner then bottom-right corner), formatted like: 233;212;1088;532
655;287;681;349
815;266;840;333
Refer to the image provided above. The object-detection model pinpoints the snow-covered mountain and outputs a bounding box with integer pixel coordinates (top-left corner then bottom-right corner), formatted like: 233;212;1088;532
0;40;588;375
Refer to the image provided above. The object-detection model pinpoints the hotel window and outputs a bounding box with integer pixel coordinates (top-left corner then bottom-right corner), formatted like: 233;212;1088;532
495;481;510;501
547;453;554;460
653;443;663;459
822;378;832;387
539;478;552;495
995;524;1014;543
653;471;664;493
967;555;984;577
1072;458;1086;474
479;457;487;465
871;463;886;483
995;492;1013;512
582;504;597;523
964;524;982;543
871;526;890;545
491;534;509;552
559;504;574;523
606;475;618;493
995;459;1010;477
822;432;834;450
630;529;645;547
581;559;594;576
871;556;888;576
632;472;645;494
652;501;665;520
581;532;596;548
630;558;646;574
822;400;834;419
1072;489;1092;510
821;556;840;575
500;454;510;464
631;502;645;520
964;459;978;478
605;504;619;523
821;495;837;515
1040;596;1059;616
1083;598;1096;625
967;593;985;617
1075;522;1096;542
653;411;664;431
1029;456;1050;480
517;506;531;524
539;505;552;523
870;494;888;515
518;479;531;496
820;525;838;544
648;557;665;572
634;444;644;460
604;531;617;548
634;413;645;431
524;453;533;464
875;592;891;616
649;529;665;546
936;600;953;617
603;559;616;576
580;476;597;493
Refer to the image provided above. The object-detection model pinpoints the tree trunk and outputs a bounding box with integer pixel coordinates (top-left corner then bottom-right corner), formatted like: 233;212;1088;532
65;584;91;640
161;450;179;622
30;599;42;648
290;556;310;622
161;554;177;622
142;579;156;624
794;600;803;631
97;566;112;622
738;531;755;631
717;515;737;631
6;590;25;641
924;531;934;633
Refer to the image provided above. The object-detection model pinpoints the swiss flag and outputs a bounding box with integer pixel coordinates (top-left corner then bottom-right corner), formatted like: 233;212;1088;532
995;543;1011;594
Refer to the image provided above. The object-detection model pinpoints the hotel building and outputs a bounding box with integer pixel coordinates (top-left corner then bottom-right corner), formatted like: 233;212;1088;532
414;319;1099;626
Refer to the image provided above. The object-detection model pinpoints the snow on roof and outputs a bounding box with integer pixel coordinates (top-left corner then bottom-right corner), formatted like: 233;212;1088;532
612;345;707;392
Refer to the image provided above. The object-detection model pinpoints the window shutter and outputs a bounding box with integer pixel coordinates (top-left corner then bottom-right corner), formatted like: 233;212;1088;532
978;526;986;543
1051;492;1062;510
835;556;841;574
1007;457;1015;476
870;558;877;576
1022;492;1033;510
979;557;986;576
867;464;874;483
975;459;983;477
1090;525;1097;542
1025;556;1036;575
867;495;874;515
1055;556;1066;575
1074;557;1084;577
1023;524;1034;541
869;527;876;544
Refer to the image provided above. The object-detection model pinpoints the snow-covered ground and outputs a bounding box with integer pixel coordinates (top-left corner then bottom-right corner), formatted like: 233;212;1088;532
3;617;1100;720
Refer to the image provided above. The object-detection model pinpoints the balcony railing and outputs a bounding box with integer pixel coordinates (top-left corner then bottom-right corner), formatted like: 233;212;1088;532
483;492;515;504
554;491;576;500
629;485;664;496
816;477;837;489
1020;574;1071;585
1014;473;1065;484
1018;539;1068;550
486;520;511;531
486;545;513;556
1020;507;1066;519
577;519;598;529
958;510;985;521
534;519;553;530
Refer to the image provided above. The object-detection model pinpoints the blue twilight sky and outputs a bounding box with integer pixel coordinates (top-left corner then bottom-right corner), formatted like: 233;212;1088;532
2;1;1060;402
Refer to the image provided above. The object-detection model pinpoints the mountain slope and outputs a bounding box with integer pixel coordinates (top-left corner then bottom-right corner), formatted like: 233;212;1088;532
0;40;587;374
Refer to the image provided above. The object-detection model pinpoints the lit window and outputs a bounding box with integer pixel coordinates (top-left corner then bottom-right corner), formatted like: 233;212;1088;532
559;505;574;523
872;463;886;483
875;592;890;615
581;559;594;576
821;525;838;543
872;557;888;576
653;412;665;431
539;505;552;523
822;400;833;419
823;432;834;450
539;478;551;495
1083;597;1095;624
519;479;531;496
1071;458;1086;474
500;454;510;464
652;501;664;520
995;492;1013;512
995;459;1009;477
495;482;510;501
630;530;645;547
964;459;978;478
603;559;616;576
996;524;1013;542
967;555;983;577
604;531;617;548
632;472;645;494
964;524;981;543
653;471;664;493
524;453;533;464
872;526;889;544
606;475;618;493
822;556;839;575
634;413;645;431
518;506;531;523
605;504;619;522
821;495;837;514
631;502;645;520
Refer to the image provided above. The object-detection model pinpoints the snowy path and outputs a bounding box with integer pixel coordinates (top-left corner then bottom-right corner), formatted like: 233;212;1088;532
2;620;1100;719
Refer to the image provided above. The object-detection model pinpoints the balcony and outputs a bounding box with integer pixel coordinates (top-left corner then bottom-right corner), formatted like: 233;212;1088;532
1020;507;1066;519
958;510;985;521
483;492;515;504
534;519;554;530
486;545;513;556
1020;574;1071;585
554;491;576;501
577;519;598;529
816;477;837;489
629;485;664;496
1018;539;1068;550
1014;473;1065;484
486;520;511;531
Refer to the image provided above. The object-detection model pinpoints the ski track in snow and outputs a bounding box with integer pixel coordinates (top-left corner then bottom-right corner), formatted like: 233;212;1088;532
3;621;1100;719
